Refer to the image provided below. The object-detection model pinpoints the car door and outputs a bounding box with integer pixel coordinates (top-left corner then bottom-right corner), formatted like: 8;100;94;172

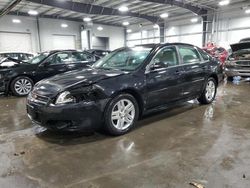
177;45;207;98
66;51;96;71
35;52;70;81
145;46;185;109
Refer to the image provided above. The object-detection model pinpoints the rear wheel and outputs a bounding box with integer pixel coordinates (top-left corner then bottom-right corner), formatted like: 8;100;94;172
104;94;139;136
198;77;217;104
10;76;34;96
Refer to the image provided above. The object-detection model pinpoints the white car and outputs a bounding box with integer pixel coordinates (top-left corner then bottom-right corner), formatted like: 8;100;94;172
0;52;34;62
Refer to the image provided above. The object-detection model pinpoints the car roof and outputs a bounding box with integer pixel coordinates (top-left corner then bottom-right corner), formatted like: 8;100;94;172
240;38;250;43
88;49;110;51
0;51;34;55
42;49;90;54
136;42;195;47
135;42;196;49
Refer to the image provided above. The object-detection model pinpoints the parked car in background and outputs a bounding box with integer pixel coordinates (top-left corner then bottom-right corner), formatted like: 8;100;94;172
239;38;250;43
27;43;223;135
203;46;228;65
0;50;97;96
0;52;34;62
87;49;110;59
225;41;250;79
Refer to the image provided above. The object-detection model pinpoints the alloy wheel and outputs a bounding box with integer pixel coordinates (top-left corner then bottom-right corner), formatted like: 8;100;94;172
111;99;135;130
14;78;33;95
205;80;216;102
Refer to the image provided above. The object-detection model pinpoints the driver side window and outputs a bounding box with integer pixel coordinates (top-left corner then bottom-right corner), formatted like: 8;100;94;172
151;46;179;69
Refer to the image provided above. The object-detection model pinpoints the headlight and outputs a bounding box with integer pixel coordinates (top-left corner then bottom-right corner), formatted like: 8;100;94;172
55;91;76;105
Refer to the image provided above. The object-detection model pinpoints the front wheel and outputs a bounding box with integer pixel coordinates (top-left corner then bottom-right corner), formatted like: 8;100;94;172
104;94;139;136
198;77;217;104
10;76;34;96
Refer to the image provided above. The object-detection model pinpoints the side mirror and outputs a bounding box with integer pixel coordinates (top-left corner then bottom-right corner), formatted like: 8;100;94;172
150;63;162;71
149;62;169;71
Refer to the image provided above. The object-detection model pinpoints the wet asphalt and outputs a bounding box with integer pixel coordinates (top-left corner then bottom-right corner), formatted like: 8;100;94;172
0;81;250;188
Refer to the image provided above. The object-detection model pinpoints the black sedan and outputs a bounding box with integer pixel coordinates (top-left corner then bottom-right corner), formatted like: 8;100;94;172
0;50;97;96
27;43;223;135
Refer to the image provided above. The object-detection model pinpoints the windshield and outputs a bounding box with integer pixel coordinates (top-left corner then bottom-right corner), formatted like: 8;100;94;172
27;52;49;64
93;47;152;71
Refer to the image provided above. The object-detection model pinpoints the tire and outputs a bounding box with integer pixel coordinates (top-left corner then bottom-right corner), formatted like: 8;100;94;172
104;94;139;136
227;76;233;81
198;77;217;104
10;76;34;96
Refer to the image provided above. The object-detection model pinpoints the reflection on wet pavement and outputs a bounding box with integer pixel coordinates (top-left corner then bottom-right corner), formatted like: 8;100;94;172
0;82;250;188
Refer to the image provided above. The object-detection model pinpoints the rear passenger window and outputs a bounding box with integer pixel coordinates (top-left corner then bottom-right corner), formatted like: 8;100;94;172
71;52;94;62
179;47;201;64
26;54;34;60
198;49;210;61
48;52;71;65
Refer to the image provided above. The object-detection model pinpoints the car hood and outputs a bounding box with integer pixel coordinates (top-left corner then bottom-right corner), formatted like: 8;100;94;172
0;60;31;69
230;42;250;52
33;68;128;97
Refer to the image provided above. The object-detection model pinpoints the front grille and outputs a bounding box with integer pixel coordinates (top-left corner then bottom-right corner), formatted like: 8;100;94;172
28;92;50;105
236;61;250;67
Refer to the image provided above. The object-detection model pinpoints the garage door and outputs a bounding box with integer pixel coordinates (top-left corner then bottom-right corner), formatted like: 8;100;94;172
52;35;76;50
0;32;32;52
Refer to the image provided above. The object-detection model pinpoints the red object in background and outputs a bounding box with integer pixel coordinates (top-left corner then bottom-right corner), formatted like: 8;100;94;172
203;45;228;65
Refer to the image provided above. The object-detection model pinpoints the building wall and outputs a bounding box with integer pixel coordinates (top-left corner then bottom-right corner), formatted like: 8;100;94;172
165;23;203;47
126;22;203;48
91;24;125;50
0;15;125;52
127;28;160;47
165;13;250;49
38;18;82;51
214;16;250;49
126;12;250;49
0;15;39;52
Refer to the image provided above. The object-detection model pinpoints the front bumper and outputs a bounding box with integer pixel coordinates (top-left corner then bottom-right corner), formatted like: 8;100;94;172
225;67;250;77
27;99;109;131
0;80;6;93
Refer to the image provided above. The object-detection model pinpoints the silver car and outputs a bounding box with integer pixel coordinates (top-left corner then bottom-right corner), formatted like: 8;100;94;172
225;42;250;79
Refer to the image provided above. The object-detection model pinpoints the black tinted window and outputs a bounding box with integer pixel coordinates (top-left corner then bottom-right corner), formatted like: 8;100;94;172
179;46;201;64
198;49;210;61
151;46;178;69
19;53;28;61
48;52;71;65
26;54;34;60
5;53;19;60
71;52;94;62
